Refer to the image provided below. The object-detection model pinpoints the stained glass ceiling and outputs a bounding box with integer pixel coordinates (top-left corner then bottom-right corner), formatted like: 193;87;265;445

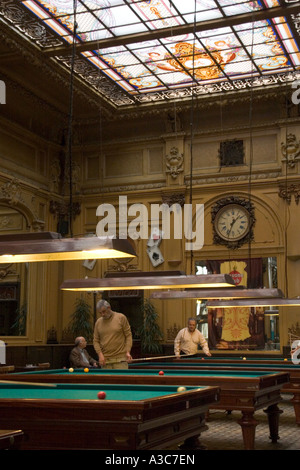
2;0;300;108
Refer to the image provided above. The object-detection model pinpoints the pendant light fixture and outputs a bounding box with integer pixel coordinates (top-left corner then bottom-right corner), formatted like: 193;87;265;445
0;232;136;263
60;273;235;291
206;298;300;308
150;287;284;300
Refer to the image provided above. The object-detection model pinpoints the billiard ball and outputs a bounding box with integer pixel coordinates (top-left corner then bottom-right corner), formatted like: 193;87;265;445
158;371;164;376
97;391;106;399
69;368;74;373
177;386;186;392
242;357;246;360
84;368;89;373
284;358;288;361
201;357;205;360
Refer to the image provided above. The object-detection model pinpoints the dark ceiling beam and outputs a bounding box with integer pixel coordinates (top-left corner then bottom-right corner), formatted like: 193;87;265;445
43;3;300;56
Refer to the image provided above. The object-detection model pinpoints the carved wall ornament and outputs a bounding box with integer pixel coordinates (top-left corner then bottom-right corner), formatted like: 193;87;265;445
0;179;44;231
166;147;184;179
281;133;300;169
50;158;62;193
0;264;14;280
161;193;185;207
279;183;300;205
49;200;81;220
0;179;23;206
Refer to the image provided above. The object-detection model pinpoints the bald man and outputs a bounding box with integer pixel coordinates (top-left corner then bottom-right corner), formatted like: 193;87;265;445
69;336;98;368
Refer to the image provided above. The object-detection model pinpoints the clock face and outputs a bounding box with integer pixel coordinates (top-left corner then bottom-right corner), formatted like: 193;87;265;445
215;204;250;241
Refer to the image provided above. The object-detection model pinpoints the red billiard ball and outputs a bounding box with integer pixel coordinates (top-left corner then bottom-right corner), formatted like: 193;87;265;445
97;391;106;399
158;371;164;376
201;358;205;360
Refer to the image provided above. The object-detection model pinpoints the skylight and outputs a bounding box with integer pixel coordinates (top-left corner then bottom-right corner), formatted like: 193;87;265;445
2;0;300;107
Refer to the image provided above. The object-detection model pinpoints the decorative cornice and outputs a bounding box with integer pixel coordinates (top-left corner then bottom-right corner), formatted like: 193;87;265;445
189;171;282;187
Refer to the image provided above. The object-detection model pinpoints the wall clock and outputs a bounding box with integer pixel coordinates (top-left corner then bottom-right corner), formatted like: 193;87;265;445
212;197;255;249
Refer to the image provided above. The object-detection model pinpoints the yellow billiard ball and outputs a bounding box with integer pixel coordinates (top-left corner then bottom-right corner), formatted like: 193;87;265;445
84;368;89;373
177;386;186;392
242;357;246;360
69;368;74;373
284;358;288;361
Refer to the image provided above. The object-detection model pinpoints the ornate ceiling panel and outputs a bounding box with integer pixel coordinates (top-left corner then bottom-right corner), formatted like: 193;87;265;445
1;0;300;109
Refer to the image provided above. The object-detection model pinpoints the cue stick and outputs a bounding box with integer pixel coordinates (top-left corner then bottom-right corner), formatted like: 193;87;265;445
130;353;196;362
0;380;57;387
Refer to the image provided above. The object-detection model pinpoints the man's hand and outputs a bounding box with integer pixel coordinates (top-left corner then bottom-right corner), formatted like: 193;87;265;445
99;352;106;367
126;352;132;363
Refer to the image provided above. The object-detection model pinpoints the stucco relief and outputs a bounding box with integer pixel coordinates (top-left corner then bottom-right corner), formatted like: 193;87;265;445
165;147;184;179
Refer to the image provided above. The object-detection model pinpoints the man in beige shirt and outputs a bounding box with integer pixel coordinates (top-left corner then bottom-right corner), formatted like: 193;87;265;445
93;300;133;369
174;317;211;358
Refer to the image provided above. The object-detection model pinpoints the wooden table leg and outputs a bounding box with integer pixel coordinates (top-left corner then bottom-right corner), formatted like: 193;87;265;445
237;411;258;450
290;393;300;425
263;403;283;443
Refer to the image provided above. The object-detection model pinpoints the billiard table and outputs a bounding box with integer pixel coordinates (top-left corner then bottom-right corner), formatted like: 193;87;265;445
0;381;219;450
1;368;289;450
165;355;294;365
129;358;300;424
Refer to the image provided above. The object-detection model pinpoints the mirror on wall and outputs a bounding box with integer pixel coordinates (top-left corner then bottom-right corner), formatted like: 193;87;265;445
0;205;29;336
195;257;280;351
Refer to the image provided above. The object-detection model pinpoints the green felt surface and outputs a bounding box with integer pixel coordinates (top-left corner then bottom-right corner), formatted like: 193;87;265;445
14;367;275;378
0;382;201;400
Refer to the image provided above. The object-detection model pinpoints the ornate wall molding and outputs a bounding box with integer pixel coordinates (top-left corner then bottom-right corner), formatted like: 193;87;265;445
279;183;300;205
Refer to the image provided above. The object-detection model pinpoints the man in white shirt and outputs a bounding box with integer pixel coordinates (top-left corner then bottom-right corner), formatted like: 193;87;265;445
174;318;211;358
